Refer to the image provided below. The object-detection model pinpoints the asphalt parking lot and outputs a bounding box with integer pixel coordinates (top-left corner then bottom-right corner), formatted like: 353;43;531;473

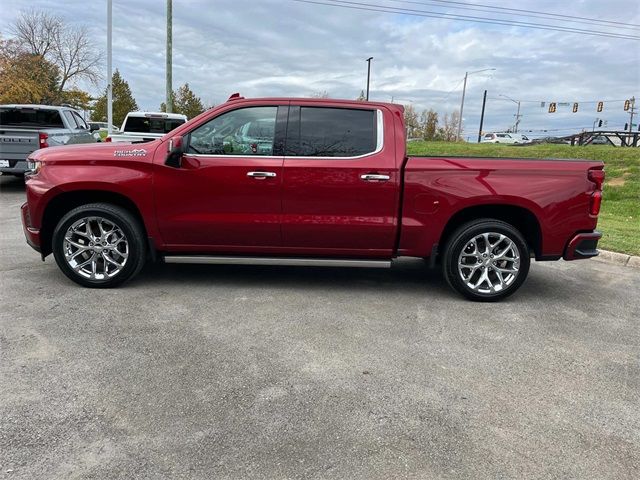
1;174;639;479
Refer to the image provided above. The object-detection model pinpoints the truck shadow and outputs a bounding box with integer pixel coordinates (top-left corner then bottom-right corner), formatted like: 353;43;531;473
137;258;456;297
0;175;25;192
135;259;579;303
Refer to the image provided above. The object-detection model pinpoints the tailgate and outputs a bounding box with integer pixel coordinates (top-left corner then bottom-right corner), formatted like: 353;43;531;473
0;129;39;167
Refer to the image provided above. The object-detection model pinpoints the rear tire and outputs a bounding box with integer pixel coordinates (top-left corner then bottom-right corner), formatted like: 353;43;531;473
442;219;530;301
52;203;146;288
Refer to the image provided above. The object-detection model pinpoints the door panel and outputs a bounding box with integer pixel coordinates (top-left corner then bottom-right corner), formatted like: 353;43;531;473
154;155;283;247
153;104;286;250
281;106;399;256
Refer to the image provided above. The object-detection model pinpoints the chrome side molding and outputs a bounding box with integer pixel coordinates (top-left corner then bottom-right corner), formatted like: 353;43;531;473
163;256;391;268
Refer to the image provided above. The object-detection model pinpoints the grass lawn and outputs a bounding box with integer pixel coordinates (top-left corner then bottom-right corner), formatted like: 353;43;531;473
406;141;640;256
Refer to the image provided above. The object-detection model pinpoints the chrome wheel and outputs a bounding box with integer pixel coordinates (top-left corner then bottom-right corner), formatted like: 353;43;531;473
457;232;520;294
63;216;129;280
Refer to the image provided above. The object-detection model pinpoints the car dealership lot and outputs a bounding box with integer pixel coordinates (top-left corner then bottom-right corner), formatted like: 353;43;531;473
1;175;638;479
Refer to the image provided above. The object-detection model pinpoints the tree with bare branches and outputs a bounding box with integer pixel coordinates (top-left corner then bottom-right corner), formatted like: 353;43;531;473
11;9;101;93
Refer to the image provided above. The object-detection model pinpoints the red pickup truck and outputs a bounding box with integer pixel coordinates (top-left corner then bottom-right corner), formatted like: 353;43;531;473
21;95;604;301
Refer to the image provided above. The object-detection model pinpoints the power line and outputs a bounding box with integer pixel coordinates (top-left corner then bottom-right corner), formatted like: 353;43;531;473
325;0;640;39
488;97;630;104
290;0;640;41
387;0;640;30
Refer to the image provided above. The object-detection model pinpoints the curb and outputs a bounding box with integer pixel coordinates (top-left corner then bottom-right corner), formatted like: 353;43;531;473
592;249;640;269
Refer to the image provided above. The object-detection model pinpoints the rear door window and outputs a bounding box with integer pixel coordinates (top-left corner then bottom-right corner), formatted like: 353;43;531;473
286;107;377;157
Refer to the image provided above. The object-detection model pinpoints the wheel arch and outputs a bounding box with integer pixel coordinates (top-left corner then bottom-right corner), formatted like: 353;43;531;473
40;190;148;258
438;204;542;259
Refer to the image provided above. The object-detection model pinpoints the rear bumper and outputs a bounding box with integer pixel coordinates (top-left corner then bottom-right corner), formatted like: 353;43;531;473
563;231;601;260
0;160;28;175
21;202;41;252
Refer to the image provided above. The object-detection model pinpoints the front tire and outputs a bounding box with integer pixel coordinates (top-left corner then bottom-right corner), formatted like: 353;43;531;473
52;203;146;288
442;219;530;301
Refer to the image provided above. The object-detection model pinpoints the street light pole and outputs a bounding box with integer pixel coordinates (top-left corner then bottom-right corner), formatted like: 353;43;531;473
107;0;112;134
456;72;468;140
366;57;373;101
457;68;495;141
166;0;173;113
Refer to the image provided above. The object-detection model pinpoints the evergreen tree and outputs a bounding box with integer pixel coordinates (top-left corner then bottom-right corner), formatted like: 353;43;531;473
160;83;205;119
91;70;138;127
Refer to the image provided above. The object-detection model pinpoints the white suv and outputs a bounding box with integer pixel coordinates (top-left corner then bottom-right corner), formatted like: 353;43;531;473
482;133;530;144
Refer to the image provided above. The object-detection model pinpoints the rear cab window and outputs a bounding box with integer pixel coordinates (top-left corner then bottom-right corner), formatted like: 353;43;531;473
0;107;64;128
124;116;185;134
286;106;378;157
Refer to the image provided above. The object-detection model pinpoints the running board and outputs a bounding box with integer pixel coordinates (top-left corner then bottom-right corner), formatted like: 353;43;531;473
163;255;392;269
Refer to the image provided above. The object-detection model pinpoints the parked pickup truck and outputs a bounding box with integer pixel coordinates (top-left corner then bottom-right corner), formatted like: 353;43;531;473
106;111;187;143
21;95;605;301
0;104;96;175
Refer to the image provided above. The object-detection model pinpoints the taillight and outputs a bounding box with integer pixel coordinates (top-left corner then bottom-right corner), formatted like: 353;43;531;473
39;132;49;148
104;136;112;142
590;191;602;216
588;168;605;216
588;169;605;190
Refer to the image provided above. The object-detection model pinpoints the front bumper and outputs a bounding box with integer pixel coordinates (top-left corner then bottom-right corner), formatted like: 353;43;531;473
563;231;601;260
21;202;41;253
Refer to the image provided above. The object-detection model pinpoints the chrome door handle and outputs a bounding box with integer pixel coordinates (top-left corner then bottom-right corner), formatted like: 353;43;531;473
247;171;277;179
360;173;390;182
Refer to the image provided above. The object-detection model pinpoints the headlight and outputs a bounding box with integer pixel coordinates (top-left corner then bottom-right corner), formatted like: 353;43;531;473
26;159;43;174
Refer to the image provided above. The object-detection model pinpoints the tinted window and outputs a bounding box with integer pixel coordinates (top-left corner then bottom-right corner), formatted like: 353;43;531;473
188;106;277;156
124;116;185;134
0;107;64;127
286;107;377;157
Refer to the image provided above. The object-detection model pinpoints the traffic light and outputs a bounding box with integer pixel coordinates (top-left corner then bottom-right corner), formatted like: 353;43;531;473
598;120;603;128
624;99;630;111
572;103;579;113
597;101;604;112
625;123;629;130
548;102;557;113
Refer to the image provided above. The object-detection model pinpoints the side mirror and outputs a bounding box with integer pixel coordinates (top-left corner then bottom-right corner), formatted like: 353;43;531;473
166;135;185;168
89;124;100;132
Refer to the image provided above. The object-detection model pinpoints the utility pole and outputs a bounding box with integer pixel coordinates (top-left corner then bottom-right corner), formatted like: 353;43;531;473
499;94;522;133
166;0;173;113
107;0;112;134
477;89;487;143
628;96;636;135
366;57;373;101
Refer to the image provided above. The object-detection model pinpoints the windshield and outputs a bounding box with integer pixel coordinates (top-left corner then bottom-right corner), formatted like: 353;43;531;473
0;107;64;128
123;116;185;134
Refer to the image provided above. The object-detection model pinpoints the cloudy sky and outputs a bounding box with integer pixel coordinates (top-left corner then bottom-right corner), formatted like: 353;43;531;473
1;0;639;138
